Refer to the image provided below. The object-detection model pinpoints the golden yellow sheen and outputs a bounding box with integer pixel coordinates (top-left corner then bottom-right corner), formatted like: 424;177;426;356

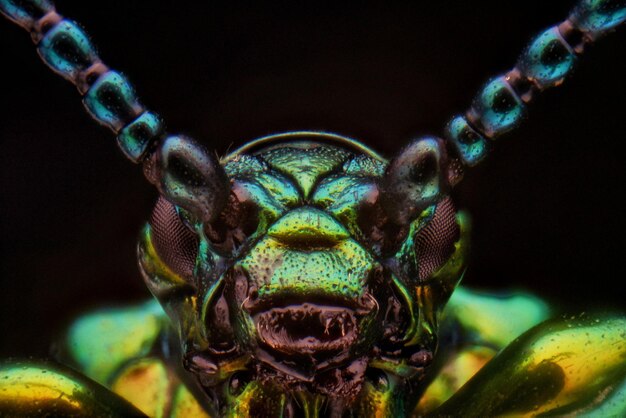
0;361;144;417
434;315;626;416
111;357;211;418
112;358;170;417
415;346;496;414
170;385;211;418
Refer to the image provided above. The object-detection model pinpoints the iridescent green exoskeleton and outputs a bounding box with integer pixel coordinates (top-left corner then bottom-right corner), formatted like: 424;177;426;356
1;0;626;417
137;131;468;416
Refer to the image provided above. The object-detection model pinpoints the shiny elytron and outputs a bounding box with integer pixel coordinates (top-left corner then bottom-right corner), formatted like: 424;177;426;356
1;0;626;417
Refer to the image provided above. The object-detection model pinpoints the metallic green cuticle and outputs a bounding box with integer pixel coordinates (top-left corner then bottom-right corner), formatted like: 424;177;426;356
38;20;97;81
83;70;142;131
445;115;489;166
117;111;163;162
0;0;53;28
574;0;626;33
519;27;576;88
240;214;373;301
472;76;525;137
1;0;625;415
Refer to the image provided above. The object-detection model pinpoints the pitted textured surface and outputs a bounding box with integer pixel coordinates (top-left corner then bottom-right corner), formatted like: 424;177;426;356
222;140;385;245
224;154;268;177
260;143;352;197
343;154;386;177
312;174;379;240
231;142;383;301
239;233;374;300
268;206;350;246
141;135;468;417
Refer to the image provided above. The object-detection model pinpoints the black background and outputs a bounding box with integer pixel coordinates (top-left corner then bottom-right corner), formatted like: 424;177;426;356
1;1;625;358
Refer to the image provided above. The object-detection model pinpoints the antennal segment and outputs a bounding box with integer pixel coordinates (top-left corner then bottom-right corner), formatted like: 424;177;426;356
1;0;230;221
443;0;625;173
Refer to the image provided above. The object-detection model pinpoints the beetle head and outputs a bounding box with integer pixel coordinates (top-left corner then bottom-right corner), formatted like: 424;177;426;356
138;132;468;416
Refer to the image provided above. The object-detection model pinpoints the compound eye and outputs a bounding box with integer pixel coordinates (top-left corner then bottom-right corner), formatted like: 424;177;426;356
149;196;199;279
415;197;460;281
